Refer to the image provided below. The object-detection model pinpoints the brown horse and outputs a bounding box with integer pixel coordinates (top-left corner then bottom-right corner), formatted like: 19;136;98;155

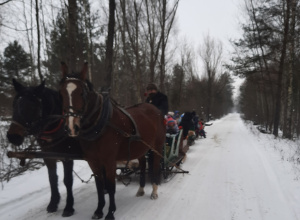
59;62;166;220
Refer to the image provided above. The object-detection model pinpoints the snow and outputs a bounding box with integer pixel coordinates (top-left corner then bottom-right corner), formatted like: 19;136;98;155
0;113;299;220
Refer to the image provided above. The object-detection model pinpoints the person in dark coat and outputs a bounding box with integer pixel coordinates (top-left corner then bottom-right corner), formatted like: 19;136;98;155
179;112;195;139
145;83;169;116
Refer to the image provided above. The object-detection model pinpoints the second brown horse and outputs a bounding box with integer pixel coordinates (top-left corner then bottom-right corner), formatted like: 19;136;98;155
59;62;166;220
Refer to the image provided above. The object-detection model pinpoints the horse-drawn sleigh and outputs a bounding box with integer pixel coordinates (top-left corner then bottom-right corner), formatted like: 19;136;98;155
6;62;188;220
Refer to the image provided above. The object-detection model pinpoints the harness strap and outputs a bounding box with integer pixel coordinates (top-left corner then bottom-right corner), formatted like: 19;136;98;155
82;93;101;123
42;118;64;134
111;101;141;140
107;103;142;169
107;122;140;141
80;94;112;141
11;120;27;131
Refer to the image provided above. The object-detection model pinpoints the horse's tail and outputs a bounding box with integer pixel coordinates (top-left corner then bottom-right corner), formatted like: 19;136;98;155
147;149;161;185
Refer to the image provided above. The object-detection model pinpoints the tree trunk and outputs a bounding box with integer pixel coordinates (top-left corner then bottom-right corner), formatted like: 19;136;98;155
144;0;163;83
283;0;296;139
159;0;166;93
83;0;93;81
22;0;35;82
67;0;78;71
273;0;290;137
104;0;116;91
35;0;43;81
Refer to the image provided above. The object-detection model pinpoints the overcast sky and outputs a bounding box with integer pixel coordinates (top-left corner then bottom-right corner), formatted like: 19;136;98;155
176;0;243;57
176;0;245;97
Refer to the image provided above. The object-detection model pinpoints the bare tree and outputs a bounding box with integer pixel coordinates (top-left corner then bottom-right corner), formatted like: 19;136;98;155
143;0;163;83
199;34;223;120
35;0;42;81
158;0;179;92
117;0;143;102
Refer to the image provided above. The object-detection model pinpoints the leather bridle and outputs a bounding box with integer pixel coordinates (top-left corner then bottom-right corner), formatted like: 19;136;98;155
62;77;90;120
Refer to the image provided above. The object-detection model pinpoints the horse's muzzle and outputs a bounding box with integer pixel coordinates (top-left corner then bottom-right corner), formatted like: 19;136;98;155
7;123;26;146
64;124;80;137
7;133;24;146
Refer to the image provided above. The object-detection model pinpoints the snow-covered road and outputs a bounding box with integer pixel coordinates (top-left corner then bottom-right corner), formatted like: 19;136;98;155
1;113;299;220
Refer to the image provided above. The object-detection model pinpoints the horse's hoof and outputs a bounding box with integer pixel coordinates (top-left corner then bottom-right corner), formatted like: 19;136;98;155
136;191;145;197
47;196;60;213
62;208;74;217
47;208;57;213
136;187;145;197
92;212;103;219
150;193;158;200
47;204;58;213
105;213;115;220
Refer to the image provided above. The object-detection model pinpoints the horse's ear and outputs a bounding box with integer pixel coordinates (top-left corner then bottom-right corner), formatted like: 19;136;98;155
34;80;45;96
12;78;24;93
79;62;88;80
61;61;68;78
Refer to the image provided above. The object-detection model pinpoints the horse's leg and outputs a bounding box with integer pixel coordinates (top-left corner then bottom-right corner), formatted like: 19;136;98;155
136;156;146;197
150;150;162;200
44;159;61;213
92;174;105;219
62;160;75;217
103;166;116;220
87;163;106;219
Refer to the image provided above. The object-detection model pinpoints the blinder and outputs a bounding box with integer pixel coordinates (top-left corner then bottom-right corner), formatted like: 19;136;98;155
13;95;43;135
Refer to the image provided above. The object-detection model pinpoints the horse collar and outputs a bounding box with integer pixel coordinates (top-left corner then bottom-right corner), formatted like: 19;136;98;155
79;94;113;141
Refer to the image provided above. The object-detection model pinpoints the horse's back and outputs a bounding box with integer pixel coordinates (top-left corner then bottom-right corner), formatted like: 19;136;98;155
126;103;166;144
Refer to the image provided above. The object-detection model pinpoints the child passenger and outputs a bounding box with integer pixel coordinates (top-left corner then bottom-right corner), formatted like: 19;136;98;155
166;114;179;134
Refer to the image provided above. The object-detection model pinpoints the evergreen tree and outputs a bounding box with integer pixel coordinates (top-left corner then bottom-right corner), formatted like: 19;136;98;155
0;41;31;115
43;2;105;89
169;64;185;111
3;40;31;83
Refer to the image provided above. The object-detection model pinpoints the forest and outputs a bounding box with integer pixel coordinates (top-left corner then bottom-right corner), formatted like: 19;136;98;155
231;0;300;139
0;0;234;124
1;0;300;140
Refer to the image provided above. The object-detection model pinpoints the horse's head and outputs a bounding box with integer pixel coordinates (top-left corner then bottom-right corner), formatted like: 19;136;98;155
7;79;45;146
60;62;90;137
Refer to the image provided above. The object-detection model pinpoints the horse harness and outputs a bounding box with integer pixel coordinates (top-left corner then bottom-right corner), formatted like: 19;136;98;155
77;92;141;143
61;77;179;169
62;77;141;142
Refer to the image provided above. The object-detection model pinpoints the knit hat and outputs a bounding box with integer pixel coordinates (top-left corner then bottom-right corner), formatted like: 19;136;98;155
146;83;158;91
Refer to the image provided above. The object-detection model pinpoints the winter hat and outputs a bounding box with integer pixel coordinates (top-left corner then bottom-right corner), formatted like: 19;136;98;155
146;83;158;91
168;111;174;116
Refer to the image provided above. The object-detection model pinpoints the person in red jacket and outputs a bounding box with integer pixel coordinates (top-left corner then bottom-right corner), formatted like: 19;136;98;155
198;118;206;138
